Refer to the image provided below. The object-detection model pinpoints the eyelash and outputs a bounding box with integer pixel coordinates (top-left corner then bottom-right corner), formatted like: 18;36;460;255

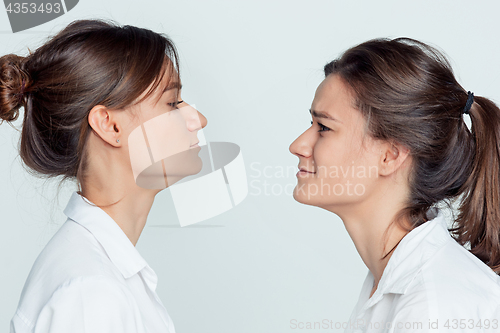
310;120;331;132
167;100;184;107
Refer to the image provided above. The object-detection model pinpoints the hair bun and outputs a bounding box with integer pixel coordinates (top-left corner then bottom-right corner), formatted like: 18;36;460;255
0;54;31;122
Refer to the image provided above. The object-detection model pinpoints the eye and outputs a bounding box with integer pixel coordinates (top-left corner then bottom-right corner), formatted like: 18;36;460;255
311;119;331;132
318;122;331;132
167;100;184;108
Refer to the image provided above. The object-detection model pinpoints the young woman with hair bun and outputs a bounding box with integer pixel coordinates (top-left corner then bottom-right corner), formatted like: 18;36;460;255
2;19;207;333
290;38;500;332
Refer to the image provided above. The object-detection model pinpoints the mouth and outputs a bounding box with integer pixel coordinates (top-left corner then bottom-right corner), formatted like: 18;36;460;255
297;166;316;176
189;142;200;148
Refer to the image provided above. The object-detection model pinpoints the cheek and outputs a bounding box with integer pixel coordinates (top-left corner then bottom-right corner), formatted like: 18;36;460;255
313;143;333;177
342;145;380;192
312;135;347;175
313;133;374;182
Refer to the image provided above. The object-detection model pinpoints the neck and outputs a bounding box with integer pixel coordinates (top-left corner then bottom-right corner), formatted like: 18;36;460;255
81;137;159;247
324;181;410;292
82;186;156;247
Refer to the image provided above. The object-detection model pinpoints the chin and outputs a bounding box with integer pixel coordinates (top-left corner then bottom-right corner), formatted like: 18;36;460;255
292;185;347;212
292;186;318;206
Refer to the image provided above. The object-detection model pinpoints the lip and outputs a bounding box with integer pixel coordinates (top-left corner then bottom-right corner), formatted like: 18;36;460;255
189;142;200;148
297;170;314;177
298;166;315;173
297;166;315;177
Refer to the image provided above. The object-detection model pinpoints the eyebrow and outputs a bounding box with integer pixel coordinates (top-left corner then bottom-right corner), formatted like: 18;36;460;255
309;109;343;124
163;81;183;93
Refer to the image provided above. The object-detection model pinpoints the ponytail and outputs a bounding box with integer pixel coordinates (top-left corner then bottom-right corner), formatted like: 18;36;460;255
451;96;500;273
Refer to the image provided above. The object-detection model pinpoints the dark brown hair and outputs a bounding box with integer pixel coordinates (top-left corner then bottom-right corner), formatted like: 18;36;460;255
0;19;179;189
325;37;500;274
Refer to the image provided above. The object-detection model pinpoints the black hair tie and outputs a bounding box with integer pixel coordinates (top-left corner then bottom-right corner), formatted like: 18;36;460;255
463;91;474;114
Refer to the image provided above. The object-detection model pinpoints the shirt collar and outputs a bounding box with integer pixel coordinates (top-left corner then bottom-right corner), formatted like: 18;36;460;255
63;191;149;280
368;207;451;303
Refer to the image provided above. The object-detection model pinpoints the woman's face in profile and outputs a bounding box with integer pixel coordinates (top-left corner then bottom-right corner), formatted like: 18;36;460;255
289;74;382;210
117;70;208;189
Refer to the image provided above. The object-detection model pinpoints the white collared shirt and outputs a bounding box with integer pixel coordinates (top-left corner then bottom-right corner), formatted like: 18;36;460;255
10;191;176;333
345;208;500;333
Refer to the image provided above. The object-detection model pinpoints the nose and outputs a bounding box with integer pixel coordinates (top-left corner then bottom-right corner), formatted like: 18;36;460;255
198;111;207;129
184;106;208;132
289;126;314;159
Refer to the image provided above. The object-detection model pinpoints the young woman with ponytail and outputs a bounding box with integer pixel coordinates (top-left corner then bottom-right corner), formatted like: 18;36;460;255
2;19;206;333
290;38;500;332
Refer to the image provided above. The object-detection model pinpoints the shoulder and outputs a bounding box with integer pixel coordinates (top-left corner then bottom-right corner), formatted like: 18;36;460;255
14;220;125;327
427;239;500;300
17;275;143;333
26;218;120;287
395;239;500;323
42;275;135;310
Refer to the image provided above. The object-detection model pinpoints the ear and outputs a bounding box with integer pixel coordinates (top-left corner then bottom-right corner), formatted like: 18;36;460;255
88;105;121;147
379;141;411;177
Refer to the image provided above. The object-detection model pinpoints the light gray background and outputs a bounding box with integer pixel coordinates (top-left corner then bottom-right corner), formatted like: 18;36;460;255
1;1;499;332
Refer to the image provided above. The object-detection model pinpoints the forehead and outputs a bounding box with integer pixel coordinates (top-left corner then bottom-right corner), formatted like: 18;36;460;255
313;74;369;135
314;74;354;108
